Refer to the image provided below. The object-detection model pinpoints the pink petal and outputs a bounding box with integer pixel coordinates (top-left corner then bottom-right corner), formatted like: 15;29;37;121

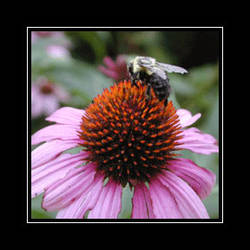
176;127;219;155
42;163;97;212
56;173;104;218
158;171;209;218
45;107;85;126
32;124;80;145
42;95;60;116
131;183;155;219
88;179;122;218
167;158;216;199
103;56;117;70
32;151;88;198
32;140;79;169
149;178;183;218
176;109;201;128
98;66;119;80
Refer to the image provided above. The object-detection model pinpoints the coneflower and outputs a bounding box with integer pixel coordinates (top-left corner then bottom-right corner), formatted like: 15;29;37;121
32;80;218;218
32;77;70;118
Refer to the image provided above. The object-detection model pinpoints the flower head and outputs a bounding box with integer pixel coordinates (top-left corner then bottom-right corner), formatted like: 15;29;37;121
32;80;218;218
98;55;130;81
79;81;183;187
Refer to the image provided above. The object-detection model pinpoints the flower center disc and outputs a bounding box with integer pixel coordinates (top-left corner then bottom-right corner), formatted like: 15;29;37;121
79;81;183;187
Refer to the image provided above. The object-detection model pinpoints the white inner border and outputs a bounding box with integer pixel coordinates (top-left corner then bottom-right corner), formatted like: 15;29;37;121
27;26;223;224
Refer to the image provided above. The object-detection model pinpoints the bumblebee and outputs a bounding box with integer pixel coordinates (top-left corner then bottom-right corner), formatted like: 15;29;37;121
127;56;188;105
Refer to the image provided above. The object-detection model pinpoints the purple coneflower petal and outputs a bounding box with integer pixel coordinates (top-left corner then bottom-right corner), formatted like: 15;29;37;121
32;152;88;198
103;56;117;70
32;140;79;169
167;158;216;200
88;179;122;218
158;171;209;218
177;109;201;128
149;178;182;218
45;107;85;126
56;173;104;218
32;124;80;145
131;183;155;219
177;127;218;155
98;66;120;80
42;162;96;211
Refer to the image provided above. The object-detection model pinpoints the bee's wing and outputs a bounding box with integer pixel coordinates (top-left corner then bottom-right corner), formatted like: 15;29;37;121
139;62;168;79
151;66;167;79
156;62;188;74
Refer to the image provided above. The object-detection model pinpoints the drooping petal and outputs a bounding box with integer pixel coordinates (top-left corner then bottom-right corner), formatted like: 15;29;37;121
131;183;155;219
56;173;104;218
167;158;216;200
32;124;80;145
32;140;79;169
42;163;97;212
176;109;201;128
45;107;85;126
158;171;209;218
88;179;122;218
176;127;218;155
149;178;183;218
32;151;88;198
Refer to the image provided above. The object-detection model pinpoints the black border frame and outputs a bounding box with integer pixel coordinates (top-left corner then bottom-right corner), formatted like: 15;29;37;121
21;25;224;225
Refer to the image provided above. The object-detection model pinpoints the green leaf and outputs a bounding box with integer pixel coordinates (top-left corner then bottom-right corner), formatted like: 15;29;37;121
32;194;57;219
45;59;112;103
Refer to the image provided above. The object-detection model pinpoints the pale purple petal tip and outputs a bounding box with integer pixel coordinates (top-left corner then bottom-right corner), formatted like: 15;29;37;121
32;124;80;145
45;107;85;126
177;127;219;155
32;140;79;169
177;109;201;128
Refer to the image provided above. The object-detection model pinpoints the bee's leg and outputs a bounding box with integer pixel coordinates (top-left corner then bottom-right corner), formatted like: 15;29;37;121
131;73;140;88
164;98;168;106
133;80;139;88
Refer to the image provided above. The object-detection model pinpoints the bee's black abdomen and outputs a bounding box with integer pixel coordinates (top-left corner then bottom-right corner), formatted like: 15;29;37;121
150;73;171;104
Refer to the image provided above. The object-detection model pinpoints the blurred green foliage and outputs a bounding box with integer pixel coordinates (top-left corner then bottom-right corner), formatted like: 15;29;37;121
31;31;220;219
